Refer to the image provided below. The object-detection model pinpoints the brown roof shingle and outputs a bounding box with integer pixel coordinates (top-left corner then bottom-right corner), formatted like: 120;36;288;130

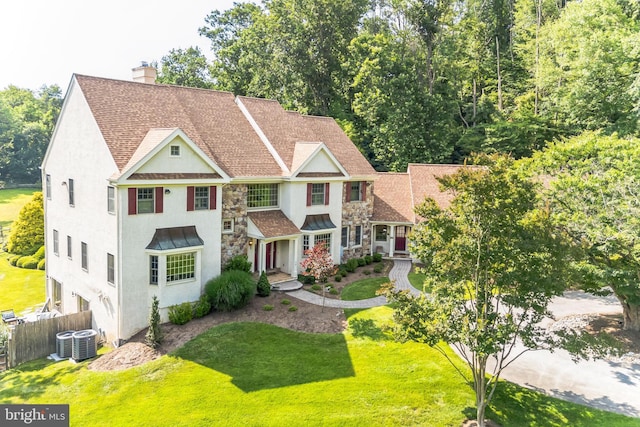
248;210;301;239
75;75;282;178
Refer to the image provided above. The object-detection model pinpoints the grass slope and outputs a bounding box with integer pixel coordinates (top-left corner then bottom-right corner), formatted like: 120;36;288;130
0;188;37;229
0;188;45;313
1;307;638;427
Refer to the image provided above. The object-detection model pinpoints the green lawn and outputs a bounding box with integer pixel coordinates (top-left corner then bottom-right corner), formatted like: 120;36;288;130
0;188;45;314
1;307;638;427
341;276;389;301
0;252;46;314
0;188;38;228
408;270;429;292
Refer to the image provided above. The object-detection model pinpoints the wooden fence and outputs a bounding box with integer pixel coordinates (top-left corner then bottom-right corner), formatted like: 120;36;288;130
7;311;92;368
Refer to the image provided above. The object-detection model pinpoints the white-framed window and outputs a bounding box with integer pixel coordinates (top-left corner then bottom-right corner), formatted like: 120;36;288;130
170;145;180;156
107;253;115;285
247;183;278;208
375;225;388;242
53;230;59;256
302;235;310;255
137;188;155;214
341;226;349;248
81;242;88;271
355;225;363;246
222;219;234;234
107;186;115;213
311;183;326;205
67;235;72;259
314;233;332;248
194;186;210;210
150;255;159;285
68;178;75;206
166;252;196;283
46;174;51;199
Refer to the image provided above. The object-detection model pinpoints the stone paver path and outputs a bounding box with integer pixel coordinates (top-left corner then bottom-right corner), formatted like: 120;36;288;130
286;259;417;308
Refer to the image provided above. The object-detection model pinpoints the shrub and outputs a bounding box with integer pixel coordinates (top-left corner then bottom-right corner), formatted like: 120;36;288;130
339;268;348;276
6;192;44;256
257;271;271;297
205;270;256;311
364;255;373;265
263;304;274;311
33;245;46;260
8;255;20;266
334;274;342;282
345;258;358;272
373;263;384;274
288;305;298;312
357;257;366;267
37;258;46;270
363;270;371;275
193;294;211;318
311;284;321;291
373;253;383;262
169;302;193;325
329;288;339;295
298;273;315;285
281;299;291;305
18;256;38;269
223;255;252;273
145;296;162;348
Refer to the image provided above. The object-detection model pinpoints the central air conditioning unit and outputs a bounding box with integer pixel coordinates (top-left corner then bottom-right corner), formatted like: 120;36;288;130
71;329;97;361
55;330;75;358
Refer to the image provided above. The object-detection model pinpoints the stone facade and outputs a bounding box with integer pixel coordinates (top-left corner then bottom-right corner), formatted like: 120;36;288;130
341;181;374;261
221;184;250;267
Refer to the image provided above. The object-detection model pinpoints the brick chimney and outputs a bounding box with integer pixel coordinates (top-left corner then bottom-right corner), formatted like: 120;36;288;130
132;62;156;84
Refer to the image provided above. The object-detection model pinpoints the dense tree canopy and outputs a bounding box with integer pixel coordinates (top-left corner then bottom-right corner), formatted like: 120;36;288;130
155;0;639;171
0;85;62;183
527;132;640;331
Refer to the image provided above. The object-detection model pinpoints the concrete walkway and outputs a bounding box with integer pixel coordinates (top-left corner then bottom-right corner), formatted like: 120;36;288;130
285;259;640;418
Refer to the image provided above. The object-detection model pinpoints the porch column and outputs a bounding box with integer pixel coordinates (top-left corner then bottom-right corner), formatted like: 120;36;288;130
258;241;266;274
389;225;395;258
290;238;298;277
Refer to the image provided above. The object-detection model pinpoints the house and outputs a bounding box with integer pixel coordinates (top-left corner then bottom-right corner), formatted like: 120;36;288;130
42;66;465;343
41;66;378;343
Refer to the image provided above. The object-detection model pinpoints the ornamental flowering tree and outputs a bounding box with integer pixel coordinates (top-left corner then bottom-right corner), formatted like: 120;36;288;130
300;242;336;310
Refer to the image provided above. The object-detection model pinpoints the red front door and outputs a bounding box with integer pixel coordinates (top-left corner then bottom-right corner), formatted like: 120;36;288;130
265;242;277;270
395;226;407;251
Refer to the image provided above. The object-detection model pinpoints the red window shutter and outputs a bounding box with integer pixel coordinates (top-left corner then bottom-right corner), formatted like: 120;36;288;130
361;181;367;202
345;183;350;203
324;183;330;205
210;186;217;210
306;183;312;206
155;187;163;213
187;186;195;211
128;188;137;215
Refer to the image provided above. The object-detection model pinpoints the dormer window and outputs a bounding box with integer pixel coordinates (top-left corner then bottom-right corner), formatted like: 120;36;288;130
170;145;180;156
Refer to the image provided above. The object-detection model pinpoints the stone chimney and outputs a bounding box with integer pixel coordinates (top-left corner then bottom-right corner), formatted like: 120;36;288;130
132;62;156;84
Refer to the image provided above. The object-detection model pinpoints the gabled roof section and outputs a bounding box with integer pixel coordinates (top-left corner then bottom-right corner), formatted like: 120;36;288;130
74;75;282;178
291;142;347;178
373;164;468;224
116;128;227;182
372;173;414;223
408;164;465;213
236;96;376;178
247;210;301;239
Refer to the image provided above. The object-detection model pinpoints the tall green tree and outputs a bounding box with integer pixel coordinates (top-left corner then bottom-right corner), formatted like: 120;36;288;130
535;0;640;135
0;85;62;183
156;47;212;88
383;154;607;427
528;131;640;331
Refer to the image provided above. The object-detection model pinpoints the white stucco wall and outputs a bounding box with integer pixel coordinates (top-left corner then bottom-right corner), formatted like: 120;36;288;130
42;80;120;341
